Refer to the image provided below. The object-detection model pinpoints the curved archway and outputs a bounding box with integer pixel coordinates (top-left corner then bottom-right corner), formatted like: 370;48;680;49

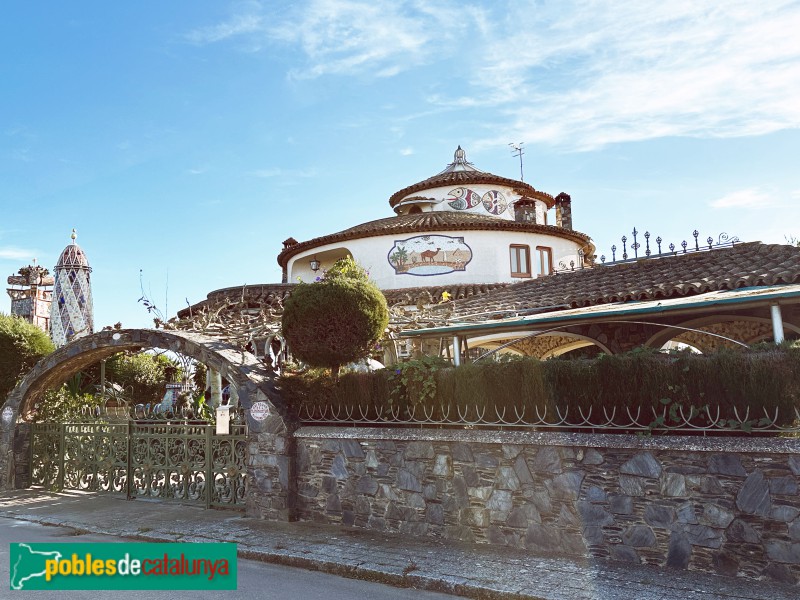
466;331;611;360
0;329;292;509
644;315;800;352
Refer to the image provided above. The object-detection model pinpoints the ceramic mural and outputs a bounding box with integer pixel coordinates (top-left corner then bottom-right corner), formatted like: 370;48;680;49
388;235;473;276
447;187;482;210
482;190;508;215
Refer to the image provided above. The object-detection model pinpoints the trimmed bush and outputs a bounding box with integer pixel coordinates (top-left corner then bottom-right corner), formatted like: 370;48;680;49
282;259;389;373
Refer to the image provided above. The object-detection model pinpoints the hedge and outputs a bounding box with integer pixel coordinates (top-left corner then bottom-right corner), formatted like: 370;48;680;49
280;345;800;430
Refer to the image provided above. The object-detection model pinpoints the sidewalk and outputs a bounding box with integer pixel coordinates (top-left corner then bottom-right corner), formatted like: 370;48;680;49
0;489;795;600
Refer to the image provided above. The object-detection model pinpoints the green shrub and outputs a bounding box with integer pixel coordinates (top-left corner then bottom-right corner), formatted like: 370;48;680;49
105;352;175;405
0;313;54;404
282;258;389;375
280;346;800;432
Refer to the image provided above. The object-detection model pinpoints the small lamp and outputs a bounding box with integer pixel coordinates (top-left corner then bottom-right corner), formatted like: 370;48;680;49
309;256;321;272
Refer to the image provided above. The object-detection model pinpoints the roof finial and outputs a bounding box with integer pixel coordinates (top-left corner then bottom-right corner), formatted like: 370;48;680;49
454;145;466;163
70;228;77;243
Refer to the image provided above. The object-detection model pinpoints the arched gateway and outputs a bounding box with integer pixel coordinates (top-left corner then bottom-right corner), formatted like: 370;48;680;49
0;330;293;519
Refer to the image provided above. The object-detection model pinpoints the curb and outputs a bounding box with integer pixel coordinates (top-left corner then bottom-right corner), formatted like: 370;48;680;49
0;509;544;600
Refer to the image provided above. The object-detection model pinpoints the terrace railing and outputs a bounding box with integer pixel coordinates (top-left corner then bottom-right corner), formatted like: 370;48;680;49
298;401;800;435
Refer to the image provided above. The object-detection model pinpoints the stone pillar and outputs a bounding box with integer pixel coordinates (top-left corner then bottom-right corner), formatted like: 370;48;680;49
555;192;573;231
12;423;31;489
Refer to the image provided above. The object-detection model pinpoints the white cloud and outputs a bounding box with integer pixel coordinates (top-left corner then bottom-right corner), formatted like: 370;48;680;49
710;188;772;209
400;147;414;156
187;0;800;149
0;247;37;261
460;0;800;149
187;0;485;78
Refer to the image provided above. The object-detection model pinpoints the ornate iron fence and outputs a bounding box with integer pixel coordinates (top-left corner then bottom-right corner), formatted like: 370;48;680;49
555;229;741;273
298;402;800;435
30;421;247;510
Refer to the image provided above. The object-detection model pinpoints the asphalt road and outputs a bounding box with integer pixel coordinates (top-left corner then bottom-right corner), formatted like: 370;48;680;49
0;517;459;599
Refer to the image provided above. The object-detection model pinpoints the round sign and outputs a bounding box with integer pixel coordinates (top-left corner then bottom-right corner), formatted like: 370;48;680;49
2;406;14;424
249;401;270;421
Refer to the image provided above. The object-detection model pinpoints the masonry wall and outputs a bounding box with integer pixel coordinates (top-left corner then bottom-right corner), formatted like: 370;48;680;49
293;428;800;585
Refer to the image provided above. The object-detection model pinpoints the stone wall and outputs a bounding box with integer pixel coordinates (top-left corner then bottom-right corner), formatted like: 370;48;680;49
294;428;800;584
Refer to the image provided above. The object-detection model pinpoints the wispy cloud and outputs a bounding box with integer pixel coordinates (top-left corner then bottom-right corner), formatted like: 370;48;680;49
185;12;264;45
187;0;486;78
710;188;772;209
187;1;800;149
246;167;318;179
459;0;800;150
400;147;414;156
0;247;38;261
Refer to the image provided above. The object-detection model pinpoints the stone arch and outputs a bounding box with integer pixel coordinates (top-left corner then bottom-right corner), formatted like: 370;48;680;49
644;316;800;353
0;330;294;519
509;332;611;359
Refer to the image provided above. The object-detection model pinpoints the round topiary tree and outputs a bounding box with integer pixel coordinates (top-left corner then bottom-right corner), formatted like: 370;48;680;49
0;313;54;404
281;258;389;376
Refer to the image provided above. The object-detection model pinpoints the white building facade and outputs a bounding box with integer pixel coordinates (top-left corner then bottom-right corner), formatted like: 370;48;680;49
279;147;593;290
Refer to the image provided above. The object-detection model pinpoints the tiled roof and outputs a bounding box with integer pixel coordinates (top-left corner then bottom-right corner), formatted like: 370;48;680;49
449;242;800;316
176;282;505;319
388;171;554;208
382;283;508;306
177;283;295;318
277;212;593;267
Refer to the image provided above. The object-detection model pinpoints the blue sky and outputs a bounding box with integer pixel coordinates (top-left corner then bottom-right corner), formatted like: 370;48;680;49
2;1;799;330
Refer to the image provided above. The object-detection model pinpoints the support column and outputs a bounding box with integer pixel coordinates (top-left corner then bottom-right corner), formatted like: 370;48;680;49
453;336;462;366
207;369;223;407
771;303;785;344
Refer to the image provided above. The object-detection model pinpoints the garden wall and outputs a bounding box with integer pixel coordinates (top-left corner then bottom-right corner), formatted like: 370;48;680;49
292;427;800;584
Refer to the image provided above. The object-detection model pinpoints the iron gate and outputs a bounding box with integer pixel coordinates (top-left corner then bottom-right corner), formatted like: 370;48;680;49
29;421;247;510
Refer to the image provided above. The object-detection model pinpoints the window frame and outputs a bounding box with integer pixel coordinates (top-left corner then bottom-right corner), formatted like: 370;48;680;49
535;245;553;277
510;244;532;278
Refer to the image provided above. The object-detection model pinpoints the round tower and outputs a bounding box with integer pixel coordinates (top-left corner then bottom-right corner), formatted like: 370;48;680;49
50;229;94;347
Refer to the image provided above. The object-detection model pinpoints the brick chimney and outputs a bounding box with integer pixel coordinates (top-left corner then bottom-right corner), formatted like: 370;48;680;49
513;197;537;223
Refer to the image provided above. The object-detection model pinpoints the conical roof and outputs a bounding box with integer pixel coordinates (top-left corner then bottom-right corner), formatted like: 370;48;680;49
388;146;553;209
55;229;91;271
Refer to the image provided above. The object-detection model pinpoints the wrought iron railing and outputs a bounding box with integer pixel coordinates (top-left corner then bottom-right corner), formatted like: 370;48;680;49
556;229;741;272
298;402;800;435
30;421;247;509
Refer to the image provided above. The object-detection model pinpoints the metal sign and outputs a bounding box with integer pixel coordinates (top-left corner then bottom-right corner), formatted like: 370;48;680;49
249;401;270;421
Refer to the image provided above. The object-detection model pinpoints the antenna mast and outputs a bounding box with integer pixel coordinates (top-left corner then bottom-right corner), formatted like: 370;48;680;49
509;142;525;182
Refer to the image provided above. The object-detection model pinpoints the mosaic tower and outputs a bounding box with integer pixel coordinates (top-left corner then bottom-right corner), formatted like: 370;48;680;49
50;229;94;347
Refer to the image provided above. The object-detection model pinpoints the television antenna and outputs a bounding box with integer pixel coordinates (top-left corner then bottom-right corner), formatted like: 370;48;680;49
509;142;525;182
